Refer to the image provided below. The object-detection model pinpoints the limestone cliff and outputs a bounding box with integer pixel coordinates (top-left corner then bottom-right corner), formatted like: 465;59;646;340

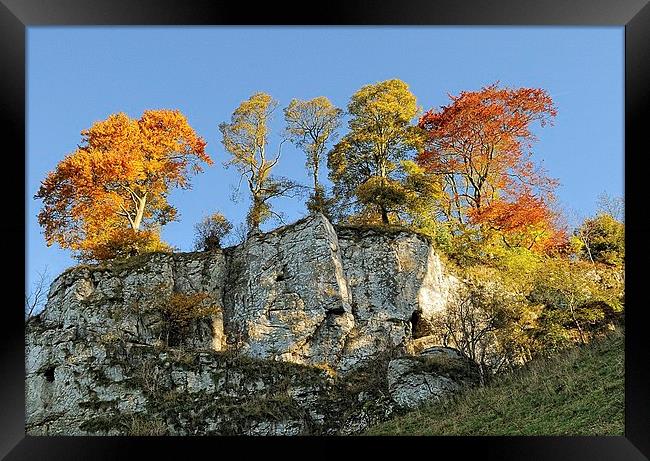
25;214;477;435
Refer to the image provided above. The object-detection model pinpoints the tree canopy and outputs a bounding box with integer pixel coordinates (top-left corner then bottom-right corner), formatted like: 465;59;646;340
573;212;624;266
415;83;563;253
284;97;342;214
418;84;557;216
328;79;423;224
220;92;298;231
36;109;211;260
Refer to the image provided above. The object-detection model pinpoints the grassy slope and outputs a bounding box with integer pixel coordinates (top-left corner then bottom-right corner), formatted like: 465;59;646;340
366;330;624;436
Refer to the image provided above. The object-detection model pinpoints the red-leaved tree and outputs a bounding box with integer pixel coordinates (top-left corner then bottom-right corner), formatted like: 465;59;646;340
417;83;565;252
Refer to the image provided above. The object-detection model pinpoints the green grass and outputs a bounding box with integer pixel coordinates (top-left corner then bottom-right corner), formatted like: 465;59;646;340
365;329;624;436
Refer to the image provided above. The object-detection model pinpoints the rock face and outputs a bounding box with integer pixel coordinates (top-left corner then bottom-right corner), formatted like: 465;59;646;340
222;216;355;367
334;225;456;370
26;214;473;435
387;349;480;409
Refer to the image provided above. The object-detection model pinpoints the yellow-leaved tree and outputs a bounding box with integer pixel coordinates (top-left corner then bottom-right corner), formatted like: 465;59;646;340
327;79;423;224
284;97;342;214
35;110;212;261
219;92;298;232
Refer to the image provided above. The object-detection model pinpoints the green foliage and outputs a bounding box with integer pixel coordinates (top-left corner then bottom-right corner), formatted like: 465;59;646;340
366;329;624;435
447;228;490;266
528;258;623;349
284;97;342;214
428;238;624;375
193;212;233;250
401;160;445;217
574;213;624;266
328;79;424;224
421;225;492;267
401;158;477;258
431;265;537;379
400;162;624;357
355;176;410;215
492;245;543;282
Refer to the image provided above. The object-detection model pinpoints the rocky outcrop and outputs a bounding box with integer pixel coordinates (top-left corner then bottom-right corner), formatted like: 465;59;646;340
25;329;333;435
221;215;461;371
222;215;355;367
387;348;479;409
334;225;457;370
26;214;473;435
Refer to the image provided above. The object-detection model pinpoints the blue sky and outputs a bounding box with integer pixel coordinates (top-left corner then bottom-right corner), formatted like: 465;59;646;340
26;26;624;292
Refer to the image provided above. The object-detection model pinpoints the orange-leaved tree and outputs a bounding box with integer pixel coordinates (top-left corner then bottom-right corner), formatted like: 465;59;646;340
35;110;212;261
417;83;563;252
467;192;569;254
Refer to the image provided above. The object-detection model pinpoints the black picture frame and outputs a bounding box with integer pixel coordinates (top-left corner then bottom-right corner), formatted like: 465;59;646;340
2;0;648;459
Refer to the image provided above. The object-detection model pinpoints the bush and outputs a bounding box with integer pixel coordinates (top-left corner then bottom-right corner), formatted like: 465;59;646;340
135;287;221;347
193;213;233;250
160;292;221;346
430;253;624;377
528;258;623;350
430;266;533;380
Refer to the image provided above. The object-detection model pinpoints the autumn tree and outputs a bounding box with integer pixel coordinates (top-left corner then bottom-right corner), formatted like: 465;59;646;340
220;93;298;232
416;83;560;251
328;79;423;224
468;192;569;254
35;110;212;261
284;97;342;214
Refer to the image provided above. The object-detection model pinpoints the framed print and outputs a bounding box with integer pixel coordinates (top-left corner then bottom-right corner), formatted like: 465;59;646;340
3;0;649;459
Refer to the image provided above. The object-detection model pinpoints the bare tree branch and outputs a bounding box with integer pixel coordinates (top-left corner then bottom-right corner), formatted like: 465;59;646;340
26;267;51;321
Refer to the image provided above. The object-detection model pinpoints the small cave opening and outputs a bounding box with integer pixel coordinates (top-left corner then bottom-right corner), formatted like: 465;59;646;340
327;306;346;315
410;311;431;339
43;366;55;383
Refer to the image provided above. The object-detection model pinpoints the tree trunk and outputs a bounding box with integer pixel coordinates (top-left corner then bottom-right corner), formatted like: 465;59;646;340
380;206;389;225
132;194;147;231
248;195;263;232
568;298;586;344
313;163;319;193
584;241;595;264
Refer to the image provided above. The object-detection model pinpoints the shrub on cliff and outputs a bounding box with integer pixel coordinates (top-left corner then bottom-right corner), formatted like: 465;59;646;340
193;213;233;250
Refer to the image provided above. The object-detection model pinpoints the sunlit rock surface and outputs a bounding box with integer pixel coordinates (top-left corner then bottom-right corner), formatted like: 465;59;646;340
26;214;473;435
387;348;480;409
